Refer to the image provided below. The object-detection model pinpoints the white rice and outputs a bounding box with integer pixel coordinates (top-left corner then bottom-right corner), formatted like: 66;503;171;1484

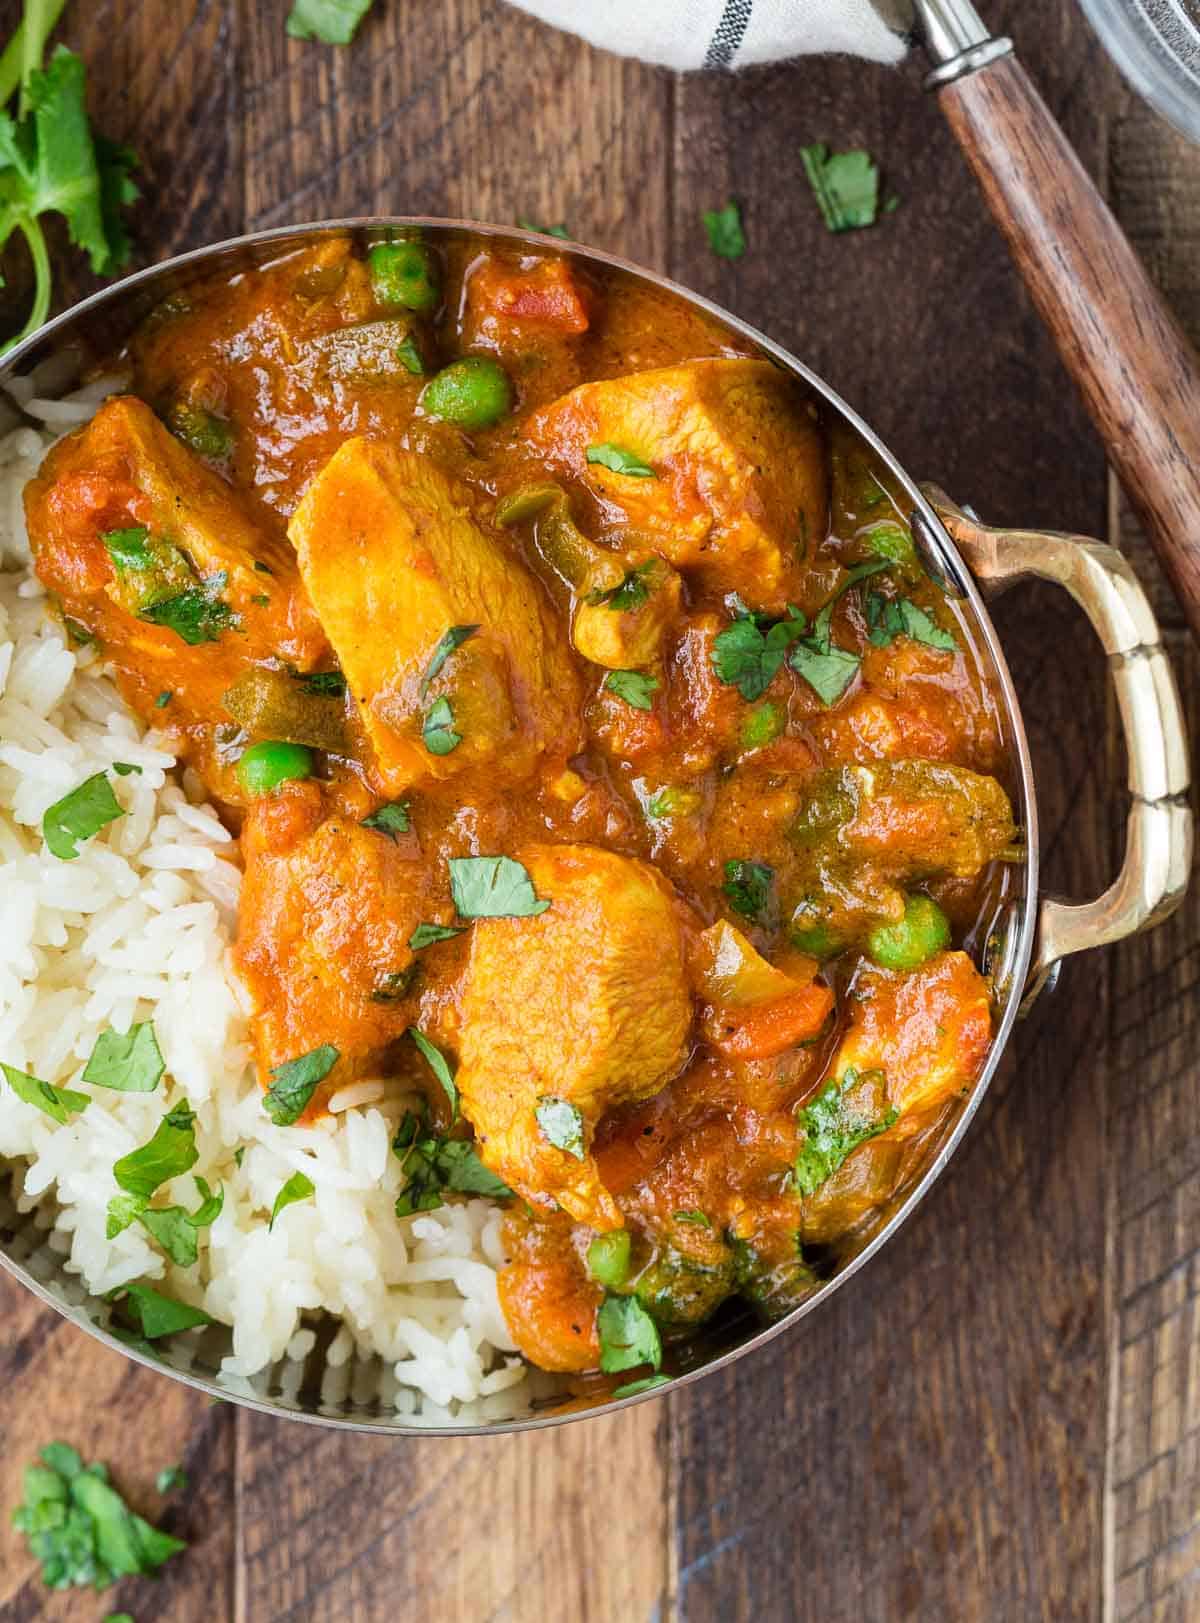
0;388;527;1417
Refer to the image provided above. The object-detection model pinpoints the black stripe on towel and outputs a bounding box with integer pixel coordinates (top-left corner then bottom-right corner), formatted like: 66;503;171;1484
704;0;754;69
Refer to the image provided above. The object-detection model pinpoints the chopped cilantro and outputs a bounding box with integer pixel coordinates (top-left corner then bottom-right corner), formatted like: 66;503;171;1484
42;770;125;860
286;0;376;44
361;800;410;837
800;144;883;232
585;559;657;611
111;762;141;776
12;1441;185;1592
585;443;656;479
154;689;172;708
107;1281;212;1338
674;1209;711;1227
296;669;347;696
112;1102;199;1200
419;623;479;696
408;921;463;950
392;1104;513;1215
535;1096;584;1159
82;1022;164;1093
63;617;94;647
722;859;775;925
409;1027;458;1118
711;603;806;701
788;558;891;706
865;591;957;652
140;573;237;645
131;1176;224;1267
155;1465;187;1495
448;855;550;919
603;669;658;711
793;1067;898;1196
597;1294;661;1375
1;1062;89;1124
396;335;424;374
262;1043;339;1125
269;1170;315;1230
422;695;461;755
517;218;570;238
702;199;746;259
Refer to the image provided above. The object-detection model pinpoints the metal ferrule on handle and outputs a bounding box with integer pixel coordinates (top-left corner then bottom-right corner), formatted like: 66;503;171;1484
926;488;1193;1001
913;0;1014;86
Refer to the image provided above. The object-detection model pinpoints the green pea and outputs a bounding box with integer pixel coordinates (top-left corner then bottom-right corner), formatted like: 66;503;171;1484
587;1230;632;1289
235;741;314;797
740;700;784;750
368;241;440;312
791;922;839;959
421;356;513;430
866;894;950;972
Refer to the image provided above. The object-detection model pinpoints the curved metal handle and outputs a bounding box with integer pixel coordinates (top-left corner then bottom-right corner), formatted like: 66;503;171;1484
926;488;1193;992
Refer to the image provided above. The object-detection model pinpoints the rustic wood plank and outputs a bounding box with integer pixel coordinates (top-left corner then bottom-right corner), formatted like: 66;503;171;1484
237;1404;667;1623
666;6;1124;1617
241;0;672;273
0;1270;236;1622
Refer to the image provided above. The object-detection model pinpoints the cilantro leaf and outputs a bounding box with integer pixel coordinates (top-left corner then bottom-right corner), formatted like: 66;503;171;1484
408;921;463;950
865;590;957;652
362;800;410;838
0;46;138;354
722;859;775;925
517;218;570;239
448;855;551;919
409;1027;458;1118
42;770;125;860
612;1373;671;1398
603;669;658;711
296;669;346;697
12;1441;185;1593
585;559;657;611
702;199;746;259
286;0;376;45
711;605;806;701
422;694;461;755
107;1281;212;1338
269;1170;315;1230
392;1105;513;1216
586;443;656;479
597;1294;662;1374
2;1061;89;1124
155;1465;187;1495
674;1209;711;1227
262;1043;339;1125
800;144;883;232
793;1067;898;1196
140;573;237;645
137;1175;224;1267
788;640;861;706
396;334;425;374
82;1022;164;1093
535;1096;585;1159
419;623;479;696
112;1102;198;1199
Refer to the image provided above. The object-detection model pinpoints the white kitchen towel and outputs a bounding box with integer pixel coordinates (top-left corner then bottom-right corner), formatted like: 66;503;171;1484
505;0;915;70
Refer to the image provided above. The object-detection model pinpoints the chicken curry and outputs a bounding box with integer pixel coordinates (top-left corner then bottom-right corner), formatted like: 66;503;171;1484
24;231;1019;1387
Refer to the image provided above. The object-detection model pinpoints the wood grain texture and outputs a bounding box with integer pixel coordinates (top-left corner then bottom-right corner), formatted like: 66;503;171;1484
238;1404;667;1623
941;53;1200;644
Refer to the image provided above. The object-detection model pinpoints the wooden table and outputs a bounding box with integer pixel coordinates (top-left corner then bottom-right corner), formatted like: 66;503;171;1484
0;3;1197;1618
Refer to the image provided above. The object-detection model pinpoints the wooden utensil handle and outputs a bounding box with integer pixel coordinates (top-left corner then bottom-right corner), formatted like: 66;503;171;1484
939;51;1200;641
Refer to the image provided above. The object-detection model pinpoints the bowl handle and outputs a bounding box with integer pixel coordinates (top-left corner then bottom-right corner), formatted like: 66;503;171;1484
925;487;1193;995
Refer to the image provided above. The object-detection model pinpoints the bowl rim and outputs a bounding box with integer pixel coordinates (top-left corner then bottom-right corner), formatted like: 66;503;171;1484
0;217;1039;1434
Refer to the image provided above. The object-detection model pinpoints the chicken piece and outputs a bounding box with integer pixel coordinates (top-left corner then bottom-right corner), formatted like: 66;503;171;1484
233;780;436;1107
25;396;327;796
524;359;826;607
498;1211;602;1374
288;440;582;793
795;950;992;1244
457;844;693;1229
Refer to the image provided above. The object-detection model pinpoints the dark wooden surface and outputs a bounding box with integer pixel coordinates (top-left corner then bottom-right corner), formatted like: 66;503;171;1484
0;3;1197;1619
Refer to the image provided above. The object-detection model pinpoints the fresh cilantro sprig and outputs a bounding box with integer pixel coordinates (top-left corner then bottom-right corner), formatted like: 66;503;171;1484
793;1067;898;1197
800;144;888;233
711;601;806;702
0;33;139;354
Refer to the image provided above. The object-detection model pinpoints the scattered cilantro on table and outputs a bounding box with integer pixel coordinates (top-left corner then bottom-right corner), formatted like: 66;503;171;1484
286;0;376;46
800;144;889;233
702;199;745;259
